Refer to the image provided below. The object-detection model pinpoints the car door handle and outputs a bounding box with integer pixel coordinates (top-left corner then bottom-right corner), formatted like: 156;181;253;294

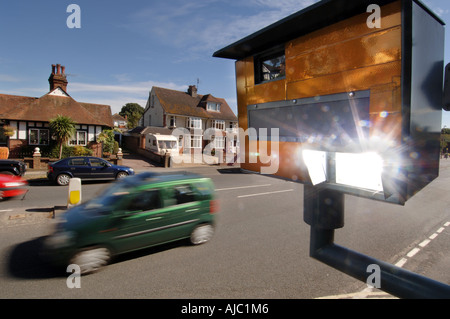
146;213;167;221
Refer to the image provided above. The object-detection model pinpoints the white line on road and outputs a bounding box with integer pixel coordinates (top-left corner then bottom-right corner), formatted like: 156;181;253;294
216;184;272;191
406;247;420;258
429;233;438;240
437;227;445;233
238;189;294;198
395;258;408;268
0;209;13;213
419;239;431;248
444;221;450;227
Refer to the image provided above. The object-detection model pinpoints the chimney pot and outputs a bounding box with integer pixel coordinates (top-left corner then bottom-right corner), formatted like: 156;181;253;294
52;64;56;74
56;64;61;74
188;85;198;97
61;66;65;74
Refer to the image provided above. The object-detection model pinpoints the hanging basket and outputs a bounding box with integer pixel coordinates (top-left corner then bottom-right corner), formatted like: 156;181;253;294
0;147;9;159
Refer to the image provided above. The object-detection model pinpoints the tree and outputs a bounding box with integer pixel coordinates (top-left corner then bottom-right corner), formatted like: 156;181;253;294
119;103;144;129
97;129;115;155
49;115;76;159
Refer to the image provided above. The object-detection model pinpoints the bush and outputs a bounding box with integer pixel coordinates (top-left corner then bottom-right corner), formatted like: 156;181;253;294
73;146;93;156
18;144;92;159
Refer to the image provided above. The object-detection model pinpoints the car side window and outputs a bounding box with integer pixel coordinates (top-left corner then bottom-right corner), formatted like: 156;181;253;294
90;158;107;167
68;158;88;166
126;189;162;213
174;185;196;204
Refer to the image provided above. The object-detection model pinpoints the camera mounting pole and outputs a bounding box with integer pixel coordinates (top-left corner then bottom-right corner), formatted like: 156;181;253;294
303;184;450;299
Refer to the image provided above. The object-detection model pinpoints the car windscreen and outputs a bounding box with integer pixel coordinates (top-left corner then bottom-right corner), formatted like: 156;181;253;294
83;179;135;212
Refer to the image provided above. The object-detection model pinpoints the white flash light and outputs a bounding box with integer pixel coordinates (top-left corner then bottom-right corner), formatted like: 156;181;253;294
302;150;327;185
335;152;384;192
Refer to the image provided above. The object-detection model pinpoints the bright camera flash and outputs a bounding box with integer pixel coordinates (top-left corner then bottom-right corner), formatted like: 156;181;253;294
302;150;327;185
335;152;383;192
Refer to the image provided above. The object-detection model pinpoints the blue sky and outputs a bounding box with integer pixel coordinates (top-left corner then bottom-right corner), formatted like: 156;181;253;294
1;0;450;127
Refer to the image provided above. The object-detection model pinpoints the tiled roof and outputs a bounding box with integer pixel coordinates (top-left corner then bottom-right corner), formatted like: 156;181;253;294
153;87;237;121
0;91;113;127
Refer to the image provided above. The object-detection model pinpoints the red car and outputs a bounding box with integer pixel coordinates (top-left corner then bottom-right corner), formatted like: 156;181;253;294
0;174;28;199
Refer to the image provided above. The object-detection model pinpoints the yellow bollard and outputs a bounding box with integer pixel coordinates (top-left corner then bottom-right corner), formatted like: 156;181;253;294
67;178;82;208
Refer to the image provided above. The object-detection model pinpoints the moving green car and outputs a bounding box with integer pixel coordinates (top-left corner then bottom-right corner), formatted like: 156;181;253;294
42;171;218;274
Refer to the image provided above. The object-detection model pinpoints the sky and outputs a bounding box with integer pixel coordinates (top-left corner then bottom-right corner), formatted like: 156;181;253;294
1;0;450;127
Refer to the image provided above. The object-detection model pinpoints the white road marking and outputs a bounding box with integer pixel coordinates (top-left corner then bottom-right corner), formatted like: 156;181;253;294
419;239;431;248
395;258;408;268
238;189;294;198
319;221;449;299
407;247;420;258
216;184;272;191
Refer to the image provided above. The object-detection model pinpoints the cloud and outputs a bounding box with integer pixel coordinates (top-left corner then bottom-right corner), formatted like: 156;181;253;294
69;81;187;95
68;80;188;114
0;74;21;82
125;0;320;54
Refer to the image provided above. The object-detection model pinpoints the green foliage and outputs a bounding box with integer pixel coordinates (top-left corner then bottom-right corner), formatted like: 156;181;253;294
119;103;144;129
98;129;115;154
19;144;92;158
113;141;119;154
49;115;76;159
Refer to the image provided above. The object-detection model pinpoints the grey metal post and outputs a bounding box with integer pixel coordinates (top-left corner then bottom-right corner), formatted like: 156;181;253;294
303;184;450;299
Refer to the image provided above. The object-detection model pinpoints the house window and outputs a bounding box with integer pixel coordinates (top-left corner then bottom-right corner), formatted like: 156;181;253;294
190;135;202;148
187;117;202;130
169;116;176;127
213;136;224;149
207;102;221;112
211;120;225;130
29;128;49;145
255;49;286;84
69;131;87;146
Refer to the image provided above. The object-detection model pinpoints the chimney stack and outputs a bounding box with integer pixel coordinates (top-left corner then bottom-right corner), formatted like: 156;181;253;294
48;63;68;92
188;85;198;98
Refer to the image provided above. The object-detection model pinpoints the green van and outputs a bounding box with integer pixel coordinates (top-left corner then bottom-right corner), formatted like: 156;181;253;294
42;171;218;274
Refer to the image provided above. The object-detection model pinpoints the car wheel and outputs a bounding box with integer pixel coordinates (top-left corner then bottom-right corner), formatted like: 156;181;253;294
56;173;71;186
70;247;111;275
116;171;128;179
190;224;214;245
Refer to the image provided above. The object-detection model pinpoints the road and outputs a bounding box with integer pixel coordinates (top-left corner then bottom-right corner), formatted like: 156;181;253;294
0;163;449;301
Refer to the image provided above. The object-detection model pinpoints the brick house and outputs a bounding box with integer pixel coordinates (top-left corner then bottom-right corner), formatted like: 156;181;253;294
0;64;113;157
140;85;238;155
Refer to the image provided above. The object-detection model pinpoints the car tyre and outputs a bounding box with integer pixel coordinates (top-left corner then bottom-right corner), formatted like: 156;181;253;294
116;171;128;179
56;173;71;186
190;224;214;245
70;247;111;275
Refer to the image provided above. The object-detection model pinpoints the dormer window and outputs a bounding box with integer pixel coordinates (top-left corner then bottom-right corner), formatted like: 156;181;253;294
207;102;221;112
